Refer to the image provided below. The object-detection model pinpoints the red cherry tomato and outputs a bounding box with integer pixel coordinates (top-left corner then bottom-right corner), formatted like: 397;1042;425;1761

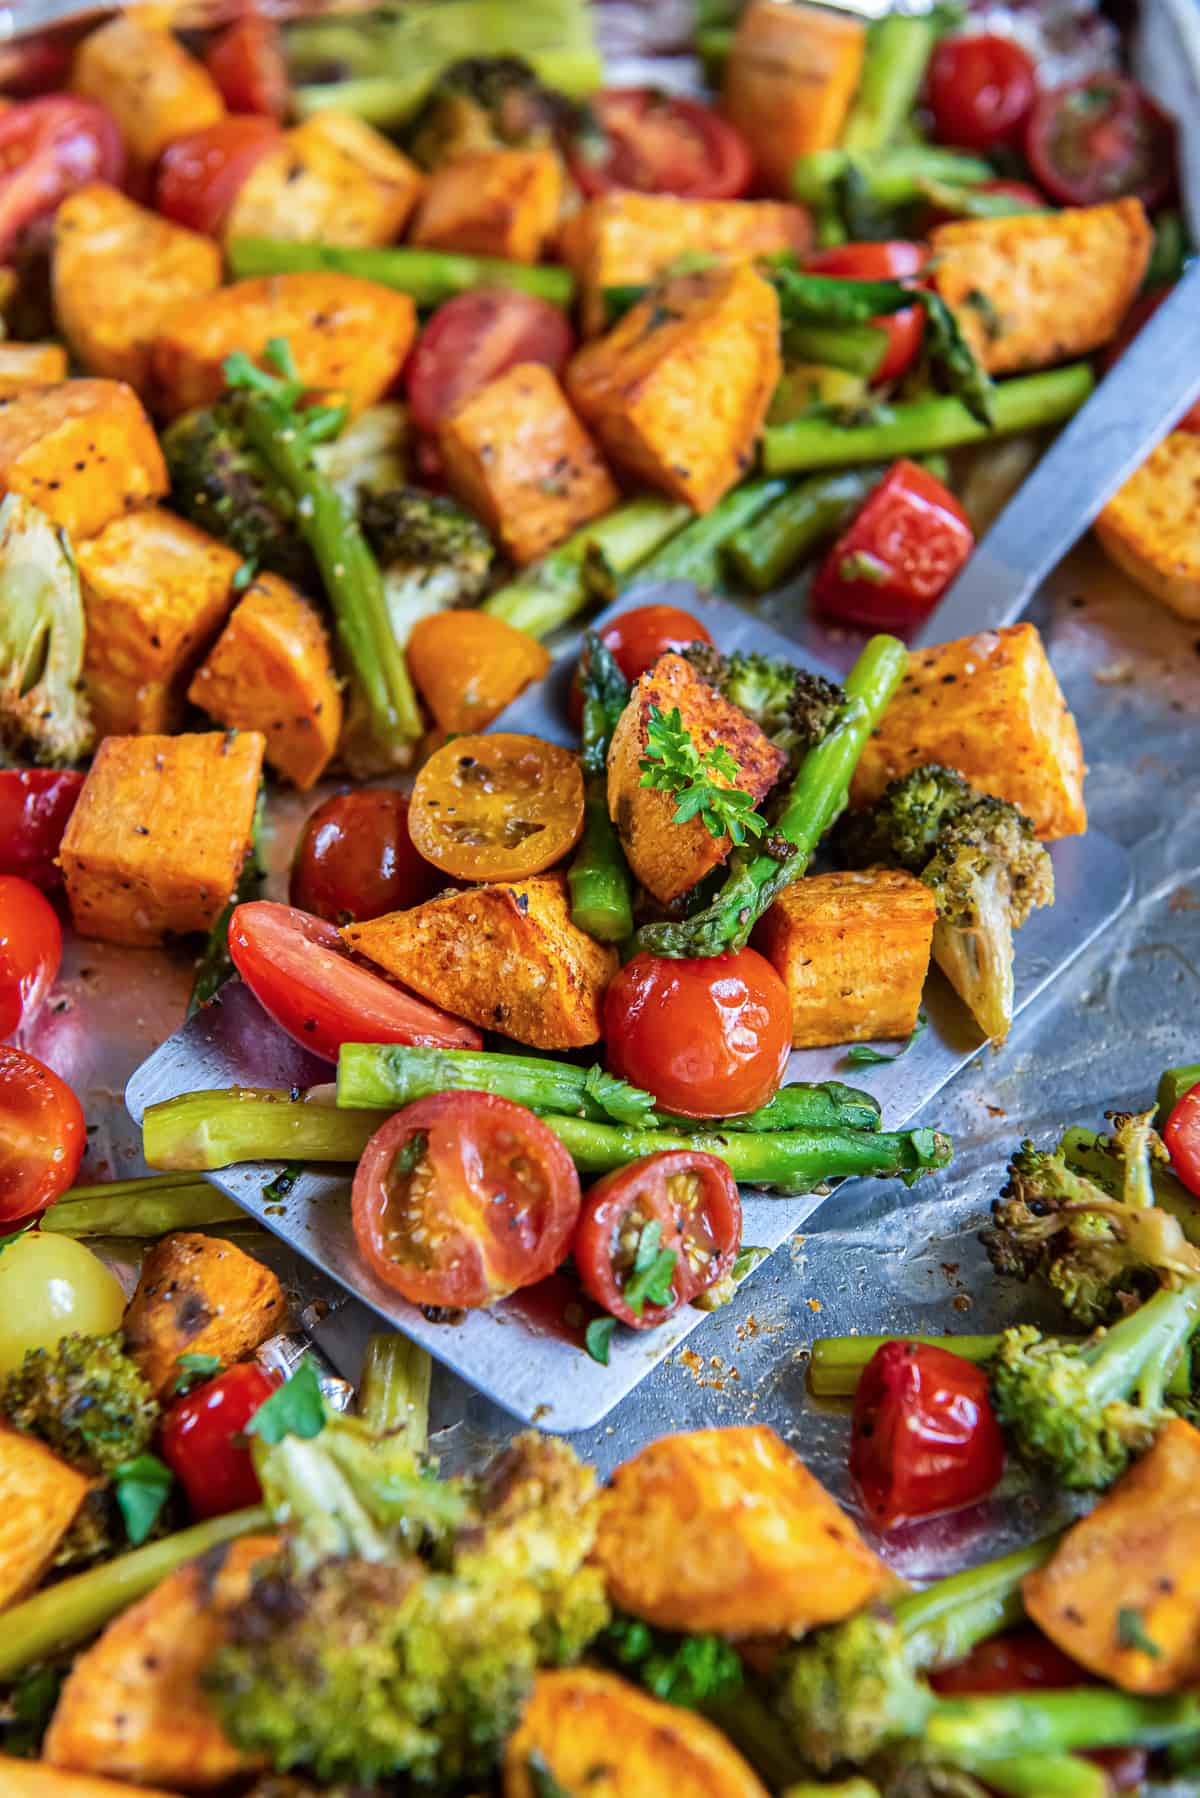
1108;288;1200;433
0;34;74;96
228;900;482;1062
1165;1083;1200;1199
574;1151;742;1329
0;876;62;1041
1026;75;1176;209
811;458;974;634
568;604;714;729
926;34;1038;151
604;948;791;1120
850;1340;1005;1529
405;288;575;439
0;1044;85;1222
352;1093;581;1308
567;88;752;200
0;95;124;258
155;115;282;237
805;242;926;385
0;769;84;890
160;1362;280;1519
205;17;289;120
290;789;439;926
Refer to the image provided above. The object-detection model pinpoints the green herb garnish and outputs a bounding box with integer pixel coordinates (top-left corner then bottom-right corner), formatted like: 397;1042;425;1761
639;705;766;845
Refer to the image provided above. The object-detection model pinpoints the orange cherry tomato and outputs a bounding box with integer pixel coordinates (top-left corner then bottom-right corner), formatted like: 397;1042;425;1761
155;115;281;237
407;733;585;883
0;1045;85;1223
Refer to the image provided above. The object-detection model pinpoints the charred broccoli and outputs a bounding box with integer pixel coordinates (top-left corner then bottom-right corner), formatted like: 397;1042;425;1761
406;56;570;170
779;1609;930;1771
357;485;494;648
311;403;408;508
834;764;1053;1042
2;1332;158;1478
162;405;317;591
0;492;93;765
685;644;844;771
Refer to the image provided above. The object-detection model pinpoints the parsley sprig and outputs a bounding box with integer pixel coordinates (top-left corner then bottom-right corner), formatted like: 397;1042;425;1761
638;706;766;845
623;1220;678;1317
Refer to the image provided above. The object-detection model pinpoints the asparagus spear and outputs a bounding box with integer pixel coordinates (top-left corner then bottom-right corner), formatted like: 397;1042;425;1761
840;15;943;154
359;1333;432;1455
637;476;792;590
188;784;265;1017
143;1089;380;1171
42;1172;245;1238
791;145;993;210
227;238;576;309
783;320;889;379
568;633;634;944
726;466;888;592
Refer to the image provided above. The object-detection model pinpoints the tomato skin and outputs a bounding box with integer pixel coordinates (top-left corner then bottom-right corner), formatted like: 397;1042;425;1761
1026;76;1176;209
568;604;713;729
0;876;62;1041
160;1363;279;1520
290;790;439;926
604;949;791;1120
205;17;289;121
850;1340;1005;1529
405;288;575;439
352;1092;581;1308
0;96;125;258
574;1151;742;1329
408;733;584;885
228;900;482;1062
1109;288;1200;433
0;1045;85;1223
0;35;74;97
567;89;753;200
927;35;1038;151
0;769;83;890
811;458;974;633
155;115;281;237
1165;1084;1200;1198
805;242;925;384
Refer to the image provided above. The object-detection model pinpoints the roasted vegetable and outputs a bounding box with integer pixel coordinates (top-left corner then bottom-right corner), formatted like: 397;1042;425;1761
0;493;93;765
161;404;317;592
122;1233;286;1398
405;55;571;170
2;1334;157;1480
683;644;843;774
357;484;494;646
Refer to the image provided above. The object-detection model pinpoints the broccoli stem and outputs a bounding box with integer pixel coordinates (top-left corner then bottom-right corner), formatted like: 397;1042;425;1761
725;466;887;593
0;1505;268;1679
809;1333;1003;1398
1059;1126;1200;1241
568;632;634;944
914;178;1045;221
291;51;603;127
763;366;1095;474
188;785;265;1017
893;1536;1058;1673
637;476;792;590
359;1334;432;1455
840;15;942;153
925;1687;1200;1761
42;1172;245;1238
1079;1283;1200;1410
783;320;889;378
143;1088;380;1171
634;633;908;958
227;237;576;309
791;145;993;209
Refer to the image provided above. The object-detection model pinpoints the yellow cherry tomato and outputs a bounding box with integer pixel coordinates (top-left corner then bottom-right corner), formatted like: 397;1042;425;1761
408;732;585;882
0;1233;126;1374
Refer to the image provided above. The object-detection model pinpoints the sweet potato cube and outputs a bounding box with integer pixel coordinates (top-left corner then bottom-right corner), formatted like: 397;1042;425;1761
0;342;68;397
77;507;241;738
188;572;342;789
754;869;936;1049
848;623;1087;840
0;1759;186;1798
1024;1419;1200;1694
53;184;223;391
931;199;1152;375
224;112;423;249
407;608;551;734
0;380;167;541
724;0;867;194
151;272;416;419
0;1428;90;1610
409;148;562;263
504;1668;771;1798
123;1233;287;1397
1095;428;1200;621
607;652;786;906
440;363;618;565
71;15;225;173
593;1426;888;1637
567;263;781;512
342;874;618;1050
60;731;265;948
44;1534;277;1786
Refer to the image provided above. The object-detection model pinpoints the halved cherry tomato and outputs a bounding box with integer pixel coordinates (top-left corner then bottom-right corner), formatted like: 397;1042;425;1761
604;949;791;1120
805;242;926;385
0;876;61;1042
352;1092;581;1308
404;288;575;438
290;789;439;926
0;34;74;96
850;1340;1005;1529
0;95;124;258
567;89;752;200
205;17;289;120
1164;1083;1200;1199
568;604;713;729
1026;75;1176;209
407;733;585;883
0;1044;85;1222
228;901;482;1062
1108;288;1200;433
811;458;974;633
0;769;84;889
926;34;1038;151
155;115;282;237
574;1151;742;1329
160;1362;279;1520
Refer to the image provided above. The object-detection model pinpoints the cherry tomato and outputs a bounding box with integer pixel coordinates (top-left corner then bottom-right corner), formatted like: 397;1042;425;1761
1026;75;1176;209
0;1235;124;1376
568;604;714;730
604;948;791;1120
849;1340;1005;1529
1164;1083;1200;1199
574;1151;742;1329
290;789;439;926
0;96;124;259
806;242;926;385
205;17;289;121
160;1362;280;1519
0;34;74;96
405;288;575;438
407;733;585;884
155;115;282;237
1108;288;1200;433
228;900;482;1062
0;769;83;889
0;876;61;1041
352;1092;581;1308
811;458;974;633
0;1044;85;1222
926;34;1038;151
567;89;753;200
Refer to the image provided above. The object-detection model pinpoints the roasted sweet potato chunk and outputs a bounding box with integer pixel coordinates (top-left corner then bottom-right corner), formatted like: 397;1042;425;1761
0;1759;184;1797
224;112;423;248
0;380;167;542
122;1233;287;1398
0;1427;91;1610
410;147;562;263
724;0;866;194
0;342;68;397
72;15;224;173
1095;428;1200;621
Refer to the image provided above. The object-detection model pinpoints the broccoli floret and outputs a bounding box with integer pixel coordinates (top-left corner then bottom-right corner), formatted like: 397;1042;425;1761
686;644;844;770
0;492;93;765
162;405;317;591
357;485;494;648
405;56;569;170
777;1610;932;1773
2;1332;158;1478
834;764;1054;1043
311;403;408;508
